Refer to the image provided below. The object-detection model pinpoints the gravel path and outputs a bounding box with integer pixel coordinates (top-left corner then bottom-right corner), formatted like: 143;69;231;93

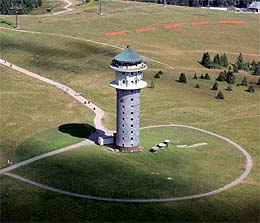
52;0;74;15
1;124;253;203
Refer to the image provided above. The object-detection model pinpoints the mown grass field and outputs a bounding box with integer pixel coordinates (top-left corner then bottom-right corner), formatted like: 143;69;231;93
0;0;259;222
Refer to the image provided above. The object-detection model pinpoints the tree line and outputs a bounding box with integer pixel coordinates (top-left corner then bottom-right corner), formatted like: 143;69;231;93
131;0;254;8
0;0;43;15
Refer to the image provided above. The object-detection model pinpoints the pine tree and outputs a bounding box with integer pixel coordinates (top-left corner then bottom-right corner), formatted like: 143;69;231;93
216;71;226;82
220;53;228;67
195;84;200;88
158;70;163;75
154;73;160;78
178;73;187;83
241;77;248;86
212;82;218;90
233;64;239;73
150;81;155;88
236;53;244;70
213;53;221;68
216;91;224;99
193;73;197;79
250;60;257;71
252;62;260;75
226;84;232;91
201;52;212;69
205;73;210;80
226;71;235;84
247;86;255;93
200;74;204;79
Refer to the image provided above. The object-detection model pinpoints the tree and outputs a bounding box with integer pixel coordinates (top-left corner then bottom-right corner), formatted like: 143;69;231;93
226;71;235;84
205;73;210;80
252;61;260;75
233;64;239;73
154;73;160;78
241;77;248;86
216;91;224;99
226;84;232;91
178;73;187;83
213;53;221;68
158;70;163;75
193;73;197;79
149;81;155;88
220;53;228;67
200;74;204;79
236;53;245;70
200;52;211;69
212;82;218;90
195;83;200;88
247;86;255;93
216;71;226;81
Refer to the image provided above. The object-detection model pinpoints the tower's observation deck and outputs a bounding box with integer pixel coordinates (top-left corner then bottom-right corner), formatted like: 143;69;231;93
110;46;147;152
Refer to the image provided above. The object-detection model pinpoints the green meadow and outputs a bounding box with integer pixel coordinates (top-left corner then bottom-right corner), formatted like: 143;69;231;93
0;1;259;222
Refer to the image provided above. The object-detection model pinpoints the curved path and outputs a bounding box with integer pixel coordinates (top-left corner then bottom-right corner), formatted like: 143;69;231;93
0;59;109;134
52;0;74;16
1;124;253;203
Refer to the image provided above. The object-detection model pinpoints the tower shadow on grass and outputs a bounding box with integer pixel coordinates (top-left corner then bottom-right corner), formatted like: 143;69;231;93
58;123;96;138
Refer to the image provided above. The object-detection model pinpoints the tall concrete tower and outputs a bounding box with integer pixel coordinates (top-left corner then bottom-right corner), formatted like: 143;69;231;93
110;46;147;152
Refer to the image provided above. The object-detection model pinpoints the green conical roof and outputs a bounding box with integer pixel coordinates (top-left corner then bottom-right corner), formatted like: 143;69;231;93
114;46;143;63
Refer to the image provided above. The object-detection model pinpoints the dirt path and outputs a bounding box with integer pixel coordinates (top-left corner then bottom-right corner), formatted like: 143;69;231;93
2;124;253;203
52;0;74;15
0;59;110;134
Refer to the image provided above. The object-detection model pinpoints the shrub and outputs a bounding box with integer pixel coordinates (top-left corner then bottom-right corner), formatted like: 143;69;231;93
233;64;239;73
241;77;248;86
216;71;226;82
216;91;224;99
149;81;155;88
220;53;229;67
193;73;197;79
236;53;245;70
256;77;260;85
154;73;160;78
252;61;260;75
195;84;200;88
226;84;232;91
212;82;218;90
200;74;204;79
200;52;211;69
158;70;163;75
226;71;235;84
247;86;255;93
205;73;210;80
178;73;187;83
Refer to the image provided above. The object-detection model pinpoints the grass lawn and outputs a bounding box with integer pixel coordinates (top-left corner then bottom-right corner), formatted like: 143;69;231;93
12;126;246;199
0;66;95;168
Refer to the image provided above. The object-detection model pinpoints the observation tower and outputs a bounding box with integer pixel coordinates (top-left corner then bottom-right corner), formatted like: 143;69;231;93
110;46;147;152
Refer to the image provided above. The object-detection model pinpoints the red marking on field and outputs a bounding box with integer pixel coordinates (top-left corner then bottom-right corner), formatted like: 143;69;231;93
164;24;182;29
136;27;156;33
218;20;243;24
105;31;126;37
191;22;209;26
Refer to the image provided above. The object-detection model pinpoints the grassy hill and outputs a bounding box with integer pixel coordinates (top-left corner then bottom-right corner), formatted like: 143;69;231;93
0;1;259;222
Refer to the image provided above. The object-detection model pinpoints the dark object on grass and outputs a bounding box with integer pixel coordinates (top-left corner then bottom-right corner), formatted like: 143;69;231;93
195;84;200;88
216;91;224;99
59;123;96;138
212;82;218;90
246;86;255;93
178;73;187;83
226;84;232;91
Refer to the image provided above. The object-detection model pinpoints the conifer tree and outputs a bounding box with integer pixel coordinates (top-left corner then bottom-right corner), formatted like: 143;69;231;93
179;73;187;83
205;73;210;80
200;74;204;79
216;91;224;99
226;71;235;84
213;53;221;68
252;62;260;75
212;82;218;90
220;53;228;67
216;71;226;82
193;73;197;79
226;84;232;91
233;64;239;73
241;77;248;86
247;85;255;93
154;73;160;78
201;52;211;69
236;53;245;70
195;84;200;88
